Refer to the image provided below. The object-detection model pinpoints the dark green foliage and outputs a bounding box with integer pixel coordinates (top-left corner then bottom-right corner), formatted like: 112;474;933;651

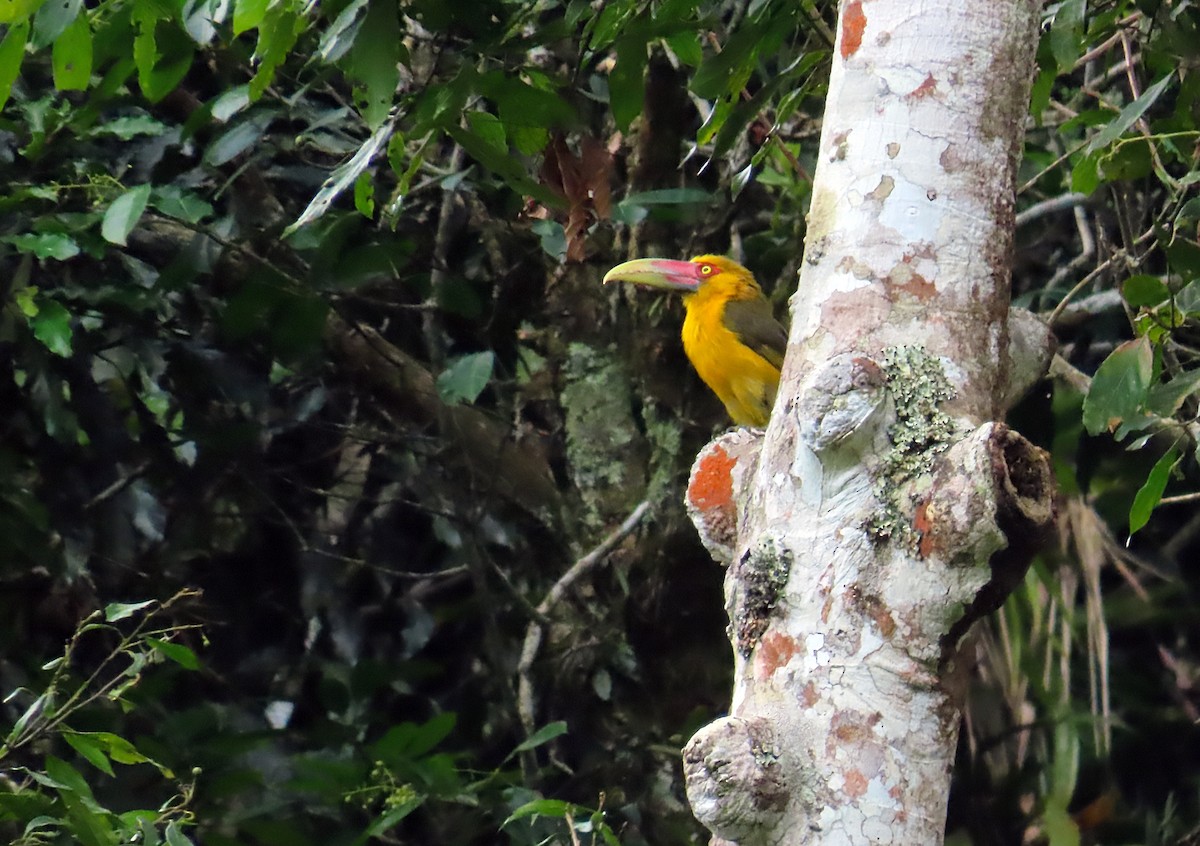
1;0;1200;844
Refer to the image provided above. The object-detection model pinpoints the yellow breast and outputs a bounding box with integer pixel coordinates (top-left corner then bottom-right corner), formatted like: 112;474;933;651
681;297;780;427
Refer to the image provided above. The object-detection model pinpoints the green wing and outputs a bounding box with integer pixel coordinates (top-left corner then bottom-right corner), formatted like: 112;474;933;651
722;297;787;368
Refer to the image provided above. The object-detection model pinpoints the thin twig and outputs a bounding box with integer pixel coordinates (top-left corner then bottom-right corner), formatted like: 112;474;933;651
1073;29;1124;70
516;500;651;759
1046;258;1122;328
1120;31;1176;190
1046;225;1157;328
1159;491;1200;507
798;0;836;48
1017;140;1089;195
423;144;466;369
83;461;151;510
1015;193;1089;227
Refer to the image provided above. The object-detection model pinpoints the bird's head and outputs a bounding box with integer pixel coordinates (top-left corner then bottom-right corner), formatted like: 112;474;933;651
602;255;760;298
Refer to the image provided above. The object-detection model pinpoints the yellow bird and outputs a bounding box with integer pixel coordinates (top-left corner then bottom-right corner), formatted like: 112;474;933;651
603;255;787;427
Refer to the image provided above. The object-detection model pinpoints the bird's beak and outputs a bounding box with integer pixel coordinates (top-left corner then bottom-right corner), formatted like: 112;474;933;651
603;258;701;292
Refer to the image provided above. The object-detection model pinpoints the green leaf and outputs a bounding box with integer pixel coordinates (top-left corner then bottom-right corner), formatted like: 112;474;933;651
1049;719;1080;805
363;797;423;838
131;3;193;102
691;10;779;100
132;0;161;95
27;769;72;791
446;124;545;198
587;0;632;49
5;232;80;260
1176;278;1200;315
344;0;400;128
1166;235;1200;285
0;21;30;111
707;52;811;160
232;0;266;34
1070;150;1100;195
504;798;571;825
609;35;647;131
1099;137;1151;182
1129;447;1179;535
1122;274;1169;309
51;9;90;90
531;219;565;262
164;820;193;846
104;599;155;621
1042;801;1081;846
21;816;62;836
317;0;368;62
90;732;153;767
435;352;494;405
146;636;200;669
151;185;213;223
249;2;301;101
664;30;701;65
0;0;42;23
101;183;151;245
44;756;114;846
32;0;80;47
511;720;567;755
204;110;276;166
373;712;456;762
32;300;73;356
480;73;572;155
1028;63;1054;124
1081;336;1153;436
353;170;374;218
465;110;506;152
1146;369;1200;417
1086;73;1173;153
285;112;393;234
63;731;115;776
1047;0;1084;71
90;114;168;140
7;692;48;745
210;84;250;121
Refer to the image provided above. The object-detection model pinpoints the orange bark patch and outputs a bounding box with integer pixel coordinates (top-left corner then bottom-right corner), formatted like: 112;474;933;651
801;680;820;707
756;630;799;678
844;769;869;798
887;256;937;302
864;596;896;638
833;716;869;745
893;272;935;301
914;499;935;558
687;444;735;511
840;1;866;59
821;288;891;334
908;72;938;99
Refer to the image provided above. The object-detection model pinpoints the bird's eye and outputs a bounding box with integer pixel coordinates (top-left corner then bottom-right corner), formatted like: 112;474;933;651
700;264;713;276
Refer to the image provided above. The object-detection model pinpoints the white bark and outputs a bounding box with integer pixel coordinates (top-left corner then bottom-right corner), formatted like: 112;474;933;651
682;2;1056;844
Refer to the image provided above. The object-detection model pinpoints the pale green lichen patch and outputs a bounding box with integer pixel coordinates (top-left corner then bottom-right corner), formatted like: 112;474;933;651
735;539;793;656
867;345;957;545
562;342;643;528
642;403;683;508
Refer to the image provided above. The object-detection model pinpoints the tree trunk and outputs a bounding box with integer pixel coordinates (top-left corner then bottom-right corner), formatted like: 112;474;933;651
681;2;1057;843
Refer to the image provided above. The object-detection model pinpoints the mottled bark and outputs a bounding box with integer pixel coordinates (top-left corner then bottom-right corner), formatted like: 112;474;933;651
681;2;1055;844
